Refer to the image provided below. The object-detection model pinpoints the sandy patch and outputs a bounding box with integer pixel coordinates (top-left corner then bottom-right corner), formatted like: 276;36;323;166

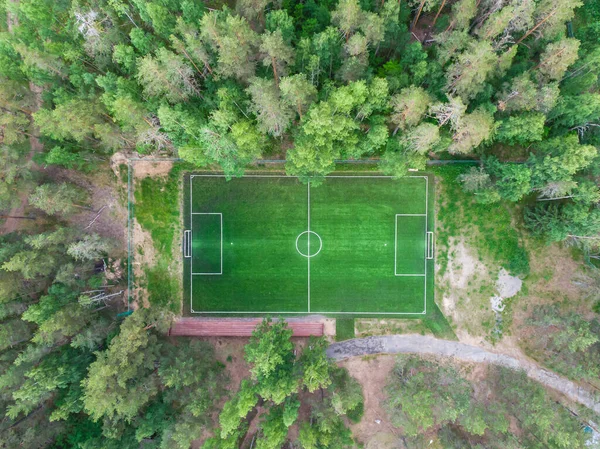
444;237;485;290
209;337;251;392
496;268;522;298
438;237;495;339
365;432;405;449
322;318;336;340
133;160;174;179
109;152;128;177
110;153;175;180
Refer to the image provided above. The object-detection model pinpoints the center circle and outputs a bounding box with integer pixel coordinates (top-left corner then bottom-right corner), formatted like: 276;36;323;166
295;231;323;258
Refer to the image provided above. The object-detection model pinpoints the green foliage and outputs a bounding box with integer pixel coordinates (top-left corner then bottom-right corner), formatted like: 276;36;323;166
134;171;180;257
215;319;362;447
386;356;590;448
245;318;297;404
386;356;472;435
2;0;600;445
299;337;332;393
335;318;355;341
496;113;546;146
82;309;162;423
438;166;530;276
43;146;89;171
29;182;89;216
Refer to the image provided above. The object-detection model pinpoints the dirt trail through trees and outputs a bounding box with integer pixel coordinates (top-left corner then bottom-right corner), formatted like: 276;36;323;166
327;335;600;414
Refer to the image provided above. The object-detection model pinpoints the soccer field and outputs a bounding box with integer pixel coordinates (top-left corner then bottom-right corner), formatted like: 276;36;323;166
183;174;434;316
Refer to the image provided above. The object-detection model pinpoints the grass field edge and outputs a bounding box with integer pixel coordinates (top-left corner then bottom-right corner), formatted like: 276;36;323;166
182;171;451;322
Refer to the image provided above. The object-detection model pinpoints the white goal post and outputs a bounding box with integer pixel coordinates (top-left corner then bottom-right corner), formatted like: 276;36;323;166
183;230;191;258
427;231;434;260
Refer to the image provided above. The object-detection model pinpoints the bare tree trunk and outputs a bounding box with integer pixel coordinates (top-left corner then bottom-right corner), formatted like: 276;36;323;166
432;0;447;27
411;0;428;31
0;215;35;220
515;9;558;45
271;56;279;89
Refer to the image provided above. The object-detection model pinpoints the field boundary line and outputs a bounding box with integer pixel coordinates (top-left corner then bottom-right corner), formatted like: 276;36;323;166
189;174;428;179
190;311;427;315
307;183;311;313
424;176;429;314
190;175;193;313
189;173;431;316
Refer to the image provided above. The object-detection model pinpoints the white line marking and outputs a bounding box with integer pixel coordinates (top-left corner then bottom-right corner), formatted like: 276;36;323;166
394;215;427;276
296;231;322;257
190;174;428;179
394;213;398;275
190;175;193;313
190;310;427;315
307;183;311;313
427;232;434;259
189;173;430;315
424;176;428;314
184;230;191;258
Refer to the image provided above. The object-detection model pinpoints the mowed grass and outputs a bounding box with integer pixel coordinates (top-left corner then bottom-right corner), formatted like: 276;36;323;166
187;175;430;315
190;176;308;312
309;177;427;313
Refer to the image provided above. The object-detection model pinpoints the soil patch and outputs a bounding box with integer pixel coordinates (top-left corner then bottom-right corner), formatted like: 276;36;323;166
339;355;398;445
496;268;522;299
133;160;174;179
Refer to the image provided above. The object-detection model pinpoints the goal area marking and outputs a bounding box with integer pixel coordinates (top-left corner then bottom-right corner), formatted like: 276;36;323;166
189;174;429;315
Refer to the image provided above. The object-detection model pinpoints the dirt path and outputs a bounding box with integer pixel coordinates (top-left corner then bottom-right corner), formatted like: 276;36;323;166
327;335;600;414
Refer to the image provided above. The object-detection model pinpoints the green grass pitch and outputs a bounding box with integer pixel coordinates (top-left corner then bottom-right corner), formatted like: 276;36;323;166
183;174;434;316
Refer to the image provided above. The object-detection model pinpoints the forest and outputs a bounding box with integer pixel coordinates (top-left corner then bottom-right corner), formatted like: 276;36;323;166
1;0;600;447
1;0;599;242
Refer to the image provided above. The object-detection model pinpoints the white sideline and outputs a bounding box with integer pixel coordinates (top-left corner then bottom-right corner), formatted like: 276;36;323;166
308;184;310;313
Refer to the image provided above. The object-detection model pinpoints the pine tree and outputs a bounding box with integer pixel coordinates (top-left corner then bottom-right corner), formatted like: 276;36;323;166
390;86;432;134
247;77;294;137
260;30;295;88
